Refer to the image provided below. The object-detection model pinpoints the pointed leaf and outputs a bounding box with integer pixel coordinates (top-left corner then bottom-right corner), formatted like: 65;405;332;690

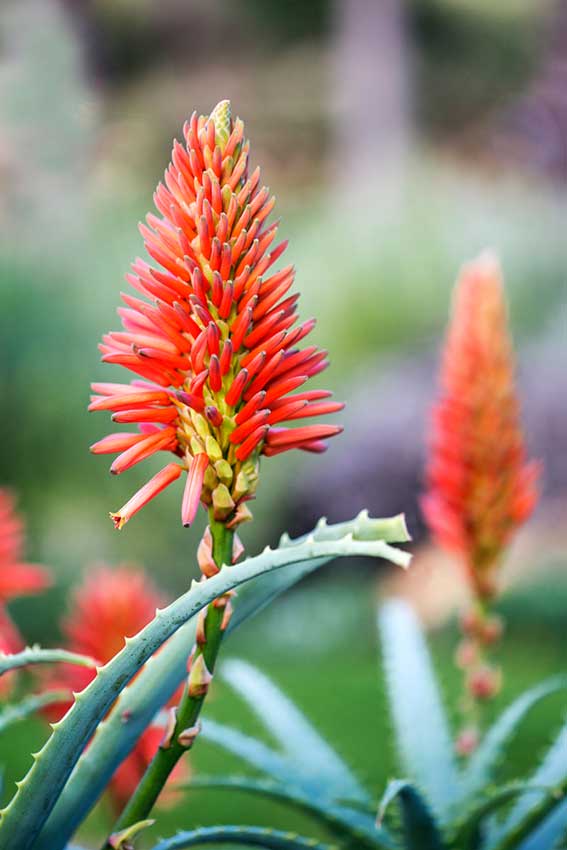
377;779;446;850
452;783;556;850
495;717;567;843
179;775;387;848
378;600;459;823
8;512;409;850
201;720;301;788
489;779;567;850
462;676;567;801
516;797;567;850
0;648;97;676
199;725;388;848
149;826;337;850
0;691;69;734
220;659;367;801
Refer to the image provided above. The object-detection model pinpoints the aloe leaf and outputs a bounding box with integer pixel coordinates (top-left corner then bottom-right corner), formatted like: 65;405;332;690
488;719;567;850
2;513;410;850
149;825;337;850
178;776;388;848
219;659;368;802
199;724;388;848
461;676;567;801
377;779;446;850
0;691;69;734
378;600;459;823
0;648;96;676
451;783;555;850
34;513;409;850
281;511;410;546
201;720;302;788
516;797;567;850
489;780;567;850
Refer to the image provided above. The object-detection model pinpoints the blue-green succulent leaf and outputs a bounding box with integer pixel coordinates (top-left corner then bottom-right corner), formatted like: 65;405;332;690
496;717;567;841
201;719;301;787
178;775;388;848
3;513;409;850
462;676;567;801
516;798;567;850
0;648;96;676
0;691;69;734
378;600;460;823
199;724;388;848
452;783;556;850
150;825;337;850
377;779;446;850
219;659;368;802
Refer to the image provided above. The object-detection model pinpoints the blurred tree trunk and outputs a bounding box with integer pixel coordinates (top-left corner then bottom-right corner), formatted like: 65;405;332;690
330;0;413;204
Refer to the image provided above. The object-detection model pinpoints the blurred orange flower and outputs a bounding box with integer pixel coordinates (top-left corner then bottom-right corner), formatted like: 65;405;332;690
421;253;540;599
48;565;185;811
90;100;342;530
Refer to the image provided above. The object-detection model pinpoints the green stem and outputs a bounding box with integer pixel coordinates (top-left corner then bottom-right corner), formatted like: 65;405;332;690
459;596;500;749
103;514;234;846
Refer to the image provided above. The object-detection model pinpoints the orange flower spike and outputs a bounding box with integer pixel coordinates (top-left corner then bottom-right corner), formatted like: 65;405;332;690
91;100;342;529
422;253;540;599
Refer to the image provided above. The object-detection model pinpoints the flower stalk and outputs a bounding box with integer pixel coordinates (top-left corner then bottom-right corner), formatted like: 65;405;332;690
104;514;234;845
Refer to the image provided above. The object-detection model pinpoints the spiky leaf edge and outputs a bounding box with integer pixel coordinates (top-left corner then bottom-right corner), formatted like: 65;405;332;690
461;676;567;801
149;825;337;850
378;600;459;824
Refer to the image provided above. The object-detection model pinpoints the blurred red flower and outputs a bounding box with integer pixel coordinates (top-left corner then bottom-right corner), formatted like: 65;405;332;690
421;253;540;599
0;490;50;695
48;565;185;811
90;100;343;530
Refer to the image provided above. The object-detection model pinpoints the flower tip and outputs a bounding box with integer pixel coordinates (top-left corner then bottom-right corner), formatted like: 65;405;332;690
109;512;127;530
461;249;502;288
209;99;232;149
211;98;231;117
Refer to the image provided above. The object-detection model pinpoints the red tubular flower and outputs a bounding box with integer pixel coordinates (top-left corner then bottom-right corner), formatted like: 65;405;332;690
0;489;50;654
47;565;185;811
91;100;343;529
421;253;540;599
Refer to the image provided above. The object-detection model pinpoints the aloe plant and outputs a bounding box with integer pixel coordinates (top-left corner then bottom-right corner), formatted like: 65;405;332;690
171;600;567;850
0;512;410;850
0;90;556;850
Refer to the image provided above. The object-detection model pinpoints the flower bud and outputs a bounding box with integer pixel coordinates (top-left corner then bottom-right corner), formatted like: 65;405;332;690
455;639;478;670
212;483;235;522
455;727;479;757
467;664;502;701
187;653;213;698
